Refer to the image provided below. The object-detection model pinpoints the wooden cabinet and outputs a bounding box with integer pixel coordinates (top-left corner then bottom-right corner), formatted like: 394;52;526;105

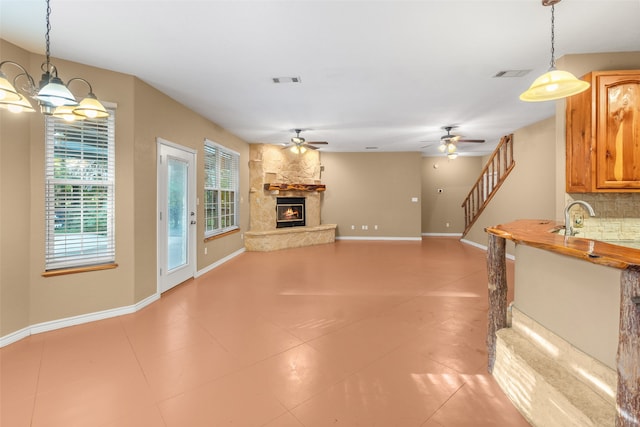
566;70;640;192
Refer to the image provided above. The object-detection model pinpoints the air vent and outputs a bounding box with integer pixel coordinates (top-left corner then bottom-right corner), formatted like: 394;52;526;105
493;70;531;78
272;76;302;83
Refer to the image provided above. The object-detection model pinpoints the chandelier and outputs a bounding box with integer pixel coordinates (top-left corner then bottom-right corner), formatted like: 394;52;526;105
0;0;109;119
519;0;590;102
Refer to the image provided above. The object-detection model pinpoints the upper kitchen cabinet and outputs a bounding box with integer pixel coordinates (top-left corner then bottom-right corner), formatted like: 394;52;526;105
566;70;640;192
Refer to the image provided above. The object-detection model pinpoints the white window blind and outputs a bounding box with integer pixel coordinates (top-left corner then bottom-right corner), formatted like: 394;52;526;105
45;112;115;270
204;140;239;237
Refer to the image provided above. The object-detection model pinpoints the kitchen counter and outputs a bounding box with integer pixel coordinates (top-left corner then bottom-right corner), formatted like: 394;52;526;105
484;219;640;426
485;219;640;270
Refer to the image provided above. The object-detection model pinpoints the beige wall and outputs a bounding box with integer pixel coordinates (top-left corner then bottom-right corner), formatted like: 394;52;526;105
1;40;33;335
421;156;483;234
0;39;249;338
320;152;422;238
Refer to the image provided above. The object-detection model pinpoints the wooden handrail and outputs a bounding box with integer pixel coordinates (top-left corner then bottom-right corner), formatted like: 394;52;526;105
461;134;515;236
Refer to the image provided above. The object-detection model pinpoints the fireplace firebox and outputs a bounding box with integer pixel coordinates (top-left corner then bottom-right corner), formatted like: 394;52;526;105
276;197;305;228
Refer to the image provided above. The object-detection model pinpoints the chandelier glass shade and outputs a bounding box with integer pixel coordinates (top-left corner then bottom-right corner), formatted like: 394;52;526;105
520;0;590;102
0;0;109;119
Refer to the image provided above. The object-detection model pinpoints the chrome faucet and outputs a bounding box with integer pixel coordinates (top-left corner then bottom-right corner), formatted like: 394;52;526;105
564;200;596;237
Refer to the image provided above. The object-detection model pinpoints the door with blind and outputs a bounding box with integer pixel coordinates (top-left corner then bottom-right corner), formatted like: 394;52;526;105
157;139;196;293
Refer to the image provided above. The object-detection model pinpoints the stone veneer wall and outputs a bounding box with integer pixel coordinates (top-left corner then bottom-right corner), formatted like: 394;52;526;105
248;144;323;231
568;193;640;240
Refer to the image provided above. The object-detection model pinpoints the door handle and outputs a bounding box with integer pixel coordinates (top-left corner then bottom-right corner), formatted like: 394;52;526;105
190;220;196;225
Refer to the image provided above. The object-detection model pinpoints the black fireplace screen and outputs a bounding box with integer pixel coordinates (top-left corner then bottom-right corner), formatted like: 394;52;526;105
276;197;305;228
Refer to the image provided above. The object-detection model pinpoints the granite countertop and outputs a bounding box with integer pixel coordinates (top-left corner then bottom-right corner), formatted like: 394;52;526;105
485;219;640;270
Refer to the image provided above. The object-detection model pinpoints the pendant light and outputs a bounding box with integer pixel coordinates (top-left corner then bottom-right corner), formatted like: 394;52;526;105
0;0;109;118
520;0;590;102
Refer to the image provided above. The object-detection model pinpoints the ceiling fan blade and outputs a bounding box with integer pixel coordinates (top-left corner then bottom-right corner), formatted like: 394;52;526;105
457;139;485;143
306;141;328;145
305;144;319;150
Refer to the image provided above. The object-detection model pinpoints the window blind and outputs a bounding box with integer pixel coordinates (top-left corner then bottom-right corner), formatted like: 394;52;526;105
45;112;116;270
204;140;239;237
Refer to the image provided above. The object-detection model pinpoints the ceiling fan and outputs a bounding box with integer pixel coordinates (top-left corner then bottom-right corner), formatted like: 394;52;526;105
282;129;328;153
423;126;485;159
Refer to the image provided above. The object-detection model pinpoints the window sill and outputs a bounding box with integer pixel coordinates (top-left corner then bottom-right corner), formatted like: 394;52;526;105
42;263;119;277
204;227;240;242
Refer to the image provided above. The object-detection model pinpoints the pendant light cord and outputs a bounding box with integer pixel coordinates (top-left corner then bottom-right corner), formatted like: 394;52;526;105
549;4;556;69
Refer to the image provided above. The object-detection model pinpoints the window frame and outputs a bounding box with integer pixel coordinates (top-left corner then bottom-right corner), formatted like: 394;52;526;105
203;140;240;239
44;110;116;272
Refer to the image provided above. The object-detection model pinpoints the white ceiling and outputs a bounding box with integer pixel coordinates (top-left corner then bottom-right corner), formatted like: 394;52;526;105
1;0;639;156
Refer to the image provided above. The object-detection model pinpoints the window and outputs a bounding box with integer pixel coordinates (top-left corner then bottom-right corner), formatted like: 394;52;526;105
204;140;239;237
45;111;115;270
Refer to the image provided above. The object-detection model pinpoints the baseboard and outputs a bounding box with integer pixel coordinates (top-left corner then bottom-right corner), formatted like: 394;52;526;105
0;293;159;348
336;236;422;241
460;238;516;260
422;232;463;237
195;247;245;278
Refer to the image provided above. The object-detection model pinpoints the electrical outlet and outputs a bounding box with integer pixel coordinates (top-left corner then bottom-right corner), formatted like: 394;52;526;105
204;247;208;255
446;222;450;228
351;225;355;230
374;225;378;230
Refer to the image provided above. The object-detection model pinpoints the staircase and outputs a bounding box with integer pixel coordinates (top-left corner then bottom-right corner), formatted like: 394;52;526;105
461;134;515;236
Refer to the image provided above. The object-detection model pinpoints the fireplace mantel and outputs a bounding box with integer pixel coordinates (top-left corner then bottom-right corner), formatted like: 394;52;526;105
263;183;326;192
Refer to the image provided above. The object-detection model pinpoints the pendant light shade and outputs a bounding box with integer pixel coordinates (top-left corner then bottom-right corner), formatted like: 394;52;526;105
520;0;590;102
520;69;590;102
0;71;22;102
36;76;77;107
73;93;109;118
52;105;84;121
0;93;36;113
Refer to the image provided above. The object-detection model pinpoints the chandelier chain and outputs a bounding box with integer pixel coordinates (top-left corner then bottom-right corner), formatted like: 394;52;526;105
45;0;51;67
549;4;556;69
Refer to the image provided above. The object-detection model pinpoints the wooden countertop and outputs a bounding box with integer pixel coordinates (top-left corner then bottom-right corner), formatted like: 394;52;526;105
485;219;640;270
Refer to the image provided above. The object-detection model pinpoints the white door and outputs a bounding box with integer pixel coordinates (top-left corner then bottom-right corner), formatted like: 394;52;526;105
157;139;197;293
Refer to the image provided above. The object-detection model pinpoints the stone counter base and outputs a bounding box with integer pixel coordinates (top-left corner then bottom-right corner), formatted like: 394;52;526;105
244;224;337;252
493;307;616;427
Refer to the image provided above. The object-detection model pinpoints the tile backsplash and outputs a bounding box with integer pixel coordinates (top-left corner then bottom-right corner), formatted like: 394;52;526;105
569;193;640;241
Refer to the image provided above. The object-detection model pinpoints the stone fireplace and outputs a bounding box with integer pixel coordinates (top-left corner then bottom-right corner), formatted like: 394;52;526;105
244;144;336;251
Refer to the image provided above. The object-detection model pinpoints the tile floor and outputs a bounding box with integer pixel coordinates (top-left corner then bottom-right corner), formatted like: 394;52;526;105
1;238;530;426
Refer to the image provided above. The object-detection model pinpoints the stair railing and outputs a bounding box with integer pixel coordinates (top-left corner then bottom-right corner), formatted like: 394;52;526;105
461;134;515;236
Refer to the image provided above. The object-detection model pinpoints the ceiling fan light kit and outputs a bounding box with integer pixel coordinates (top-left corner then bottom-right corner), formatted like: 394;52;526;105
0;0;109;119
282;129;328;154
520;0;590;102
433;126;485;159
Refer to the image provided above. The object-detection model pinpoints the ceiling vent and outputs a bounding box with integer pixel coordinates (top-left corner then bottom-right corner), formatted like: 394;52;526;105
272;76;302;84
493;70;532;78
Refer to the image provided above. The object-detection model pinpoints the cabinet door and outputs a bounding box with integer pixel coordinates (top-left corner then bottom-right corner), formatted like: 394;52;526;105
596;73;640;189
565;73;595;193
